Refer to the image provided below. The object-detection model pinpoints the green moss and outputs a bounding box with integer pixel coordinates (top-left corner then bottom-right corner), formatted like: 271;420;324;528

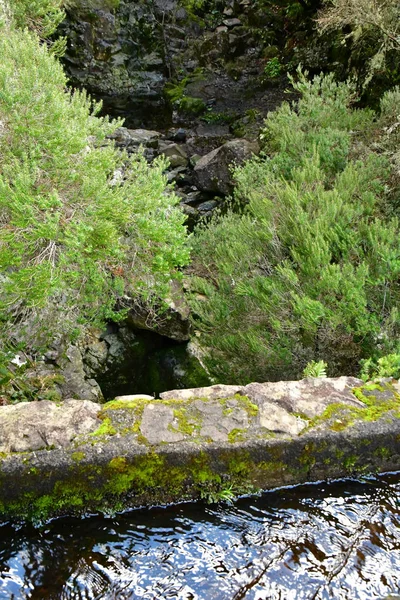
179;96;206;115
374;447;391;460
218;395;259;419
90;417;117;437
258;460;287;478
236;395;259;417
71;451;85;463
299;442;317;471
343;455;358;470
170;408;202;436
164;69;205;115
306;384;400;433
201;110;237;125
228;428;246;443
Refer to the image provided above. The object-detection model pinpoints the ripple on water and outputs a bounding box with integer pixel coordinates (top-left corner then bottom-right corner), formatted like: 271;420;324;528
1;475;400;599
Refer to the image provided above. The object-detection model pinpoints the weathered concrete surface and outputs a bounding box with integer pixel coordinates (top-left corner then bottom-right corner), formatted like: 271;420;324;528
1;377;400;520
0;400;100;453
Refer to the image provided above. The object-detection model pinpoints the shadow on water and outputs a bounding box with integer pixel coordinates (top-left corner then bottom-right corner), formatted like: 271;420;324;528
1;474;400;599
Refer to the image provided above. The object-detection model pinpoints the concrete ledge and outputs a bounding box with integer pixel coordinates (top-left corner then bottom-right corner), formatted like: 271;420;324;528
1;377;400;520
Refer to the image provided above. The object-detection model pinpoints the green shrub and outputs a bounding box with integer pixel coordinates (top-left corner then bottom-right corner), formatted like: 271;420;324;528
360;354;400;382
188;71;400;383
263;57;282;79
318;0;400;88
303;360;328;378
0;16;189;352
7;0;65;36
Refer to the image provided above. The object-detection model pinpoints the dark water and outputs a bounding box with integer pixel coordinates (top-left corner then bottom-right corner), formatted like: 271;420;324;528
2;475;400;600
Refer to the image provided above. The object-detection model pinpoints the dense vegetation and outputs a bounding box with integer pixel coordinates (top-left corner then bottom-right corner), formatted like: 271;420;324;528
188;71;400;382
0;0;189;357
1;0;400;393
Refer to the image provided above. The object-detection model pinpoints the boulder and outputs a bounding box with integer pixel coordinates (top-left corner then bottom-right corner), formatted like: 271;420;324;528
194;139;259;195
125;280;191;342
158;141;188;168
110;127;162;150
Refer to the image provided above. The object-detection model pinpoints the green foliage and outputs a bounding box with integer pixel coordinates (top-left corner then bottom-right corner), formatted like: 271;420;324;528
201;110;237;125
0;350;63;404
188;71;400;383
7;0;65;36
164;69;206;115
200;483;236;504
263;57;283;79
360;354;400;382
374;86;400;181
0;22;189;353
318;0;400;88
303;360;328;378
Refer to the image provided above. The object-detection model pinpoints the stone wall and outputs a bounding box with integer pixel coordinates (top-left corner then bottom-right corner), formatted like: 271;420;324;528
1;377;400;520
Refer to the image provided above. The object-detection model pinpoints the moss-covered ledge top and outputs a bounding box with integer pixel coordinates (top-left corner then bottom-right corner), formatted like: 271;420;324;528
1;377;400;520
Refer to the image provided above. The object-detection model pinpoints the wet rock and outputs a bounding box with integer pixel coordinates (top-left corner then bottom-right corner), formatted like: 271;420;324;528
125;281;191;342
180;190;203;205
194;138;259;195
181;203;199;228
197;199;219;212
166;165;187;182
147;343;211;395
59;2;169;126
82;333;108;375
189;154;202;166
167;128;187;142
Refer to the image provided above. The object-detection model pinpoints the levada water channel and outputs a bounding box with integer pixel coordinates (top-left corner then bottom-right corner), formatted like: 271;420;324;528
1;473;400;600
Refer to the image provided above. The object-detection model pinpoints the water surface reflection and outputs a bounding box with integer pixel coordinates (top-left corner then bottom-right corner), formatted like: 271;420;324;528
1;474;400;599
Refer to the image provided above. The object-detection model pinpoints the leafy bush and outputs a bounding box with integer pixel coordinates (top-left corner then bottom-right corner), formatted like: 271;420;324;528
188;71;400;384
263;57;282;79
303;360;328;378
8;0;65;36
0;10;189;353
318;0;400;88
360;354;400;382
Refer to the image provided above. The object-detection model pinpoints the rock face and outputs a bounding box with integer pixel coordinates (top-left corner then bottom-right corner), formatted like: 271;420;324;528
58;0;290;129
194;139;260;195
58;345;103;401
1;377;400;520
123;281;191;342
59;1;169;125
